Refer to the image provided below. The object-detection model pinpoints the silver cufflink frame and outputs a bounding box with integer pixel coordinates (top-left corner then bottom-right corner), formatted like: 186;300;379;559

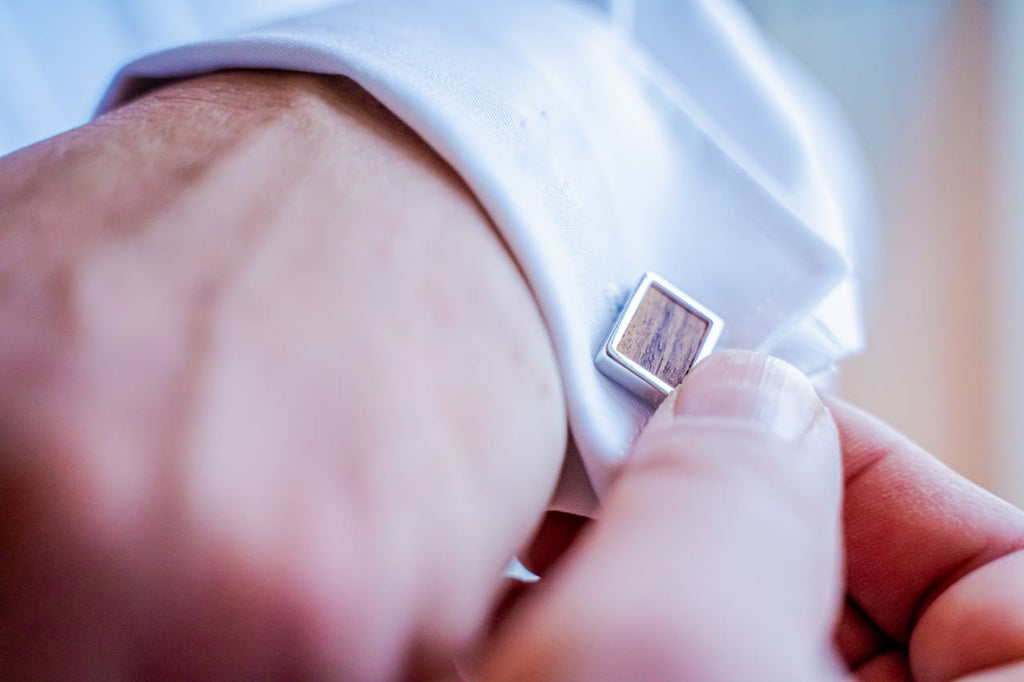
595;272;724;403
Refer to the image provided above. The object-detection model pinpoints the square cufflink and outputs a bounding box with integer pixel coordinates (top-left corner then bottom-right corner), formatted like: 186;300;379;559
596;272;724;403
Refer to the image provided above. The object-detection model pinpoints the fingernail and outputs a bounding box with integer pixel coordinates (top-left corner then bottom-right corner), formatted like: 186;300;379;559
673;350;822;441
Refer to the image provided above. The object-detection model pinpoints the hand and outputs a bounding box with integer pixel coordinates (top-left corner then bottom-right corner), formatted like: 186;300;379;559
3;68;1022;682
481;351;1024;682
0;71;566;680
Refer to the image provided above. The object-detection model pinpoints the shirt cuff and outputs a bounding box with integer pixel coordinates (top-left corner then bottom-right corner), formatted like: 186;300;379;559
98;0;868;513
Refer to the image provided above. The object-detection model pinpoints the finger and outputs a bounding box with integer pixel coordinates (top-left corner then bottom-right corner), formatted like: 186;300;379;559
952;660;1024;682
847;652;911;682
835;597;895;670
524;512;592;577
912;548;1024;681
827;398;1024;646
482;351;846;681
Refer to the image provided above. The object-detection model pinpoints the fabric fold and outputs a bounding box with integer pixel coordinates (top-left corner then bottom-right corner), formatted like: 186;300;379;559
98;0;866;510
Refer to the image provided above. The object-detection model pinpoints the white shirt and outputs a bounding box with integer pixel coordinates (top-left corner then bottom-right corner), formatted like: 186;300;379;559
3;0;870;513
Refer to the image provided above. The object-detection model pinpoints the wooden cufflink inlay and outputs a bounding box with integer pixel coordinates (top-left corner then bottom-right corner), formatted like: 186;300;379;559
596;273;723;403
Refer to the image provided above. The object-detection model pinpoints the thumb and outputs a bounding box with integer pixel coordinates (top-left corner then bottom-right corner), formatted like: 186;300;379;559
482;351;845;682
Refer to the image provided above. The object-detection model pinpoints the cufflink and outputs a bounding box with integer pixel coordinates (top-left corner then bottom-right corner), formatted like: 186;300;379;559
596;272;724;403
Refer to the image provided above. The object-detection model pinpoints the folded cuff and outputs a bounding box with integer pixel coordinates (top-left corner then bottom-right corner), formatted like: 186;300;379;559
98;0;866;512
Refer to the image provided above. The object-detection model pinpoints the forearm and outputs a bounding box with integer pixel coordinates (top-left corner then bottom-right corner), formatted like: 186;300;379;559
0;70;565;679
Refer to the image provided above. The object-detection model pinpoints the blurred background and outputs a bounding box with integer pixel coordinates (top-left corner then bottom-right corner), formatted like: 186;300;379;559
740;0;1024;508
2;1;1020;505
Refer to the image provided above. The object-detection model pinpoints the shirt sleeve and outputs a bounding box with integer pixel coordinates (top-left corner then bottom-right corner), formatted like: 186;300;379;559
98;0;870;513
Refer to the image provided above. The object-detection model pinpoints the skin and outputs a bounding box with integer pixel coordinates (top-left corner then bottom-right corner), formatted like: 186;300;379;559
0;70;566;680
1;70;1022;681
833;397;1024;681
482;364;1024;682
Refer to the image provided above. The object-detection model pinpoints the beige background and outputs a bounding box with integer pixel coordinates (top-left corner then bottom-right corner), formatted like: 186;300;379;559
743;1;1024;507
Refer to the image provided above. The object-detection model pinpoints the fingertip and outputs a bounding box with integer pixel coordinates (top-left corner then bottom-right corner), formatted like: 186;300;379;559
677;351;825;439
484;351;846;682
628;349;843;555
642;351;833;453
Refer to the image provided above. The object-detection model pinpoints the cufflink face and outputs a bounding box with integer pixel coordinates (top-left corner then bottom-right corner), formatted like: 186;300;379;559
596;273;724;403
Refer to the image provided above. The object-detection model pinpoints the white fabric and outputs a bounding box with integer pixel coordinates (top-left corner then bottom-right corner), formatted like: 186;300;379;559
0;0;343;155
82;0;867;512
